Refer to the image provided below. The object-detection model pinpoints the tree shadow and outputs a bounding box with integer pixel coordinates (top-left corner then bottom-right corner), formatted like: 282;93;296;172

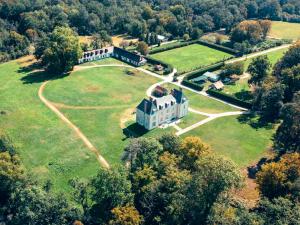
234;90;253;102
18;63;69;84
247;157;269;179
237;113;274;130
122;123;149;140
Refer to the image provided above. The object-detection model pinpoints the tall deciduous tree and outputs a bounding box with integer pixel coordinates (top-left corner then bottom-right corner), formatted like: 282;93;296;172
90;167;133;224
275;93;300;153
248;55;271;85
35;26;82;73
136;41;149;55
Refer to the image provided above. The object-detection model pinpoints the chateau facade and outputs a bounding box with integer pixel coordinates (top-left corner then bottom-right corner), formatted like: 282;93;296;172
136;89;188;130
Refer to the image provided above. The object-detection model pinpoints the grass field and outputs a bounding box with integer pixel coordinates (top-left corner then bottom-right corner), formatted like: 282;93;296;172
0;60;100;193
222;48;288;101
244;47;287;69
269;21;300;41
151;44;233;74
182;116;275;167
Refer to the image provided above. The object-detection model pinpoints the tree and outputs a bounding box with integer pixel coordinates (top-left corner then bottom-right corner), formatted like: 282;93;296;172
274;93;300;153
158;133;181;155
230;20;263;44
258;20;272;39
136;41;149;55
248;55;271;85
190;28;202;40
257;197;300;224
183;33;190;41
259;83;285;121
35;26;82;73
0;151;24;206
9;185;80;225
109;205;143;225
124;138;163;172
184;154;243;224
179;136;211;170
222;62;245;78
90;167;133;224
256;153;300;199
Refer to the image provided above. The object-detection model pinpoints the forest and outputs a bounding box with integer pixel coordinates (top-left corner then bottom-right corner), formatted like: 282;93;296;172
1;0;300;62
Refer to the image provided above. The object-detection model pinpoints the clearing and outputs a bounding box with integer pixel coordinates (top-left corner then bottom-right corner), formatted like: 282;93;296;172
269;21;300;41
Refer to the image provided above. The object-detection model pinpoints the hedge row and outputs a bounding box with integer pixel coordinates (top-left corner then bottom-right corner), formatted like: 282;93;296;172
149;40;199;54
206;89;252;109
145;56;174;74
197;40;239;55
184;62;225;80
181;79;204;91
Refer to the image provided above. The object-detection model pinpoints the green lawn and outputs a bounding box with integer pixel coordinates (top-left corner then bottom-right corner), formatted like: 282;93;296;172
151;44;233;74
0;60;100;193
43;66;162;164
221;48;288;101
244;47;287;69
182;116;275;167
178;112;207;129
269;21;300;41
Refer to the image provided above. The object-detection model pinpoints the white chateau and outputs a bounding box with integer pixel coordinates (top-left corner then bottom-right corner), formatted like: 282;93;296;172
136;89;188;130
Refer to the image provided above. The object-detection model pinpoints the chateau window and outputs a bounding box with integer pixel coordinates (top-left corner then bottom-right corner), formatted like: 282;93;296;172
152;122;156;127
105;49;108;53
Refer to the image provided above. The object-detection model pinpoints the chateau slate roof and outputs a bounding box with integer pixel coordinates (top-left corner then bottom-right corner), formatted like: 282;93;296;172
114;47;144;63
172;89;187;104
136;99;156;115
137;89;187;114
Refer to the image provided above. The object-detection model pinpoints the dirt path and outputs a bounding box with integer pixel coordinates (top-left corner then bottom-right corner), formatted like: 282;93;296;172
52;102;126;110
226;44;291;64
39;81;110;169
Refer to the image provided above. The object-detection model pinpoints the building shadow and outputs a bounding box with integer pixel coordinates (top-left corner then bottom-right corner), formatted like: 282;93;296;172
122;123;149;140
18;63;69;84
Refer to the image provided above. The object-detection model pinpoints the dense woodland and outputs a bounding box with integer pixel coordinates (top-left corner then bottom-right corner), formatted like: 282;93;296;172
1;0;300;62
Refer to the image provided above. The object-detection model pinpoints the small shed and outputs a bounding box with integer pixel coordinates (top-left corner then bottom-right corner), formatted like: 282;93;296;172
203;71;220;82
157;35;168;42
191;75;207;84
210;81;224;90
154;64;164;71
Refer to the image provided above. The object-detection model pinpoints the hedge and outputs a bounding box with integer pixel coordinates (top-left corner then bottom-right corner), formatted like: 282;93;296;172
206;89;252;109
181;79;204;91
184;62;225;80
197;40;239;55
149;40;199;54
145;56;174;74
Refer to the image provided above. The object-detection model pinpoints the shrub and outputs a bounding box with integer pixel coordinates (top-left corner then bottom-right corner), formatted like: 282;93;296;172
206;89;252;109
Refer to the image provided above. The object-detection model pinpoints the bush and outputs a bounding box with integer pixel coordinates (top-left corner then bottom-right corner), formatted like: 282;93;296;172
197;40;239;55
206;89;252;109
182;78;204;91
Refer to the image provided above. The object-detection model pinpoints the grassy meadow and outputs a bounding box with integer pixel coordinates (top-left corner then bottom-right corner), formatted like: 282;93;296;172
182;116;275;167
151;44;233;74
269;21;300;41
0;59;100;193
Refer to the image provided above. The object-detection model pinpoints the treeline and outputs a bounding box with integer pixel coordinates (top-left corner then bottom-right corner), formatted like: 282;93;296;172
1;133;299;225
1;0;300;62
